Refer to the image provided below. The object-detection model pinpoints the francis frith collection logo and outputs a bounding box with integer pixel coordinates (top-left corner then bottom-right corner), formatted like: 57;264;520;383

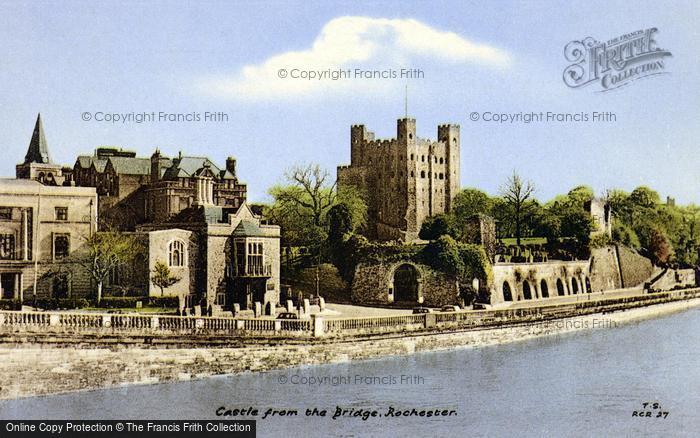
563;27;672;91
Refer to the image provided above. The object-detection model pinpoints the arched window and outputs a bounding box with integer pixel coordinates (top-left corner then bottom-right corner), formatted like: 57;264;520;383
523;281;532;300
571;278;579;294
556;278;565;296
503;282;513;301
169;240;186;267
540;279;549;298
420;171;425;178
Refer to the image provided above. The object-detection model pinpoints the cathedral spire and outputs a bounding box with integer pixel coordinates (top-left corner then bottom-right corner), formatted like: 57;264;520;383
24;113;51;164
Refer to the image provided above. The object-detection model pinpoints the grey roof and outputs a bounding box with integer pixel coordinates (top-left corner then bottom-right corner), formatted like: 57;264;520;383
93;159;108;172
162;156;222;180
107;157;151;175
76;156;93;168
233;219;266;237
24;114;51;164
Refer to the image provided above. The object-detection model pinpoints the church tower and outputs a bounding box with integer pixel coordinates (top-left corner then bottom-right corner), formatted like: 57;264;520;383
16;114;66;185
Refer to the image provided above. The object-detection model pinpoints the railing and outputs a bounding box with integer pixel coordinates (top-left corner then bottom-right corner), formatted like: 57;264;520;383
0;288;699;339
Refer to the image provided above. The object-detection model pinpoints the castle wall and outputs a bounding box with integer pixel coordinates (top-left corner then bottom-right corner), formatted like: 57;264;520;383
351;261;460;307
340;118;460;242
491;260;591;305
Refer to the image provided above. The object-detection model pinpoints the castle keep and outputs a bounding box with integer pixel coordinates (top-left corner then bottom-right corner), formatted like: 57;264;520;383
337;118;460;241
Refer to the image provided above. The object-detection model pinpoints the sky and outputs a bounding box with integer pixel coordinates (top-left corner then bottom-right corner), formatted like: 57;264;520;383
0;0;698;204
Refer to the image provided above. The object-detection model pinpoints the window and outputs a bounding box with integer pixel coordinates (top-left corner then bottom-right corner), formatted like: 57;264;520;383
55;207;68;221
53;234;70;260
0;234;15;260
247;241;264;275
0;207;11;220
168;240;186;267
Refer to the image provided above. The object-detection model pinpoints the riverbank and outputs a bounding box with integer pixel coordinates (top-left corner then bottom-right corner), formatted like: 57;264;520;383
1;296;699;400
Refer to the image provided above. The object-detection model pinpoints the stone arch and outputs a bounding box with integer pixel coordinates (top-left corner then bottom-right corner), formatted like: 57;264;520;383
585;277;592;293
523;281;532;300
391;263;421;303
540;279;549;298
556;278;565;296
502;281;513;301
571;278;579;294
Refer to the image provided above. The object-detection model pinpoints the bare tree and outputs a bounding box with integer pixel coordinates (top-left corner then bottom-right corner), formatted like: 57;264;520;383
79;231;142;304
500;170;535;246
278;163;337;227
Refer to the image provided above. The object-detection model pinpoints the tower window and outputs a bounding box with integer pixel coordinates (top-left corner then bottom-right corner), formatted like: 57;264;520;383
420;171;425;178
55;207;68;221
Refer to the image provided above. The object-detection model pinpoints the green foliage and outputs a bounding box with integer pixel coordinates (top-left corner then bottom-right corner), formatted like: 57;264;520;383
265;163;367;258
28;298;90;310
419;214;456;241
612;221;640;249
79;230;143;303
452;188;493;222
422;235;464;276
151;260;181;296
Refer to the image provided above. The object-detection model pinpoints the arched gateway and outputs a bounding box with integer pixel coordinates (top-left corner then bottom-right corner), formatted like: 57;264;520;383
392;264;420;303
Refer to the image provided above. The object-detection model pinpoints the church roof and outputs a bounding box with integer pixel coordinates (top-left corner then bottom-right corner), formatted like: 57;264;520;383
24;114;51;164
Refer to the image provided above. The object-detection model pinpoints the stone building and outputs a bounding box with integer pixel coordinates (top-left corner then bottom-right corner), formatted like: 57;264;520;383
145;151;247;223
134;170;280;315
338;117;460;242
72;148;248;230
0;179;97;300
586;197;612;238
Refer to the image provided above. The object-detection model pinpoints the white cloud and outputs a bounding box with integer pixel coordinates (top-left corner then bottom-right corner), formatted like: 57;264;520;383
199;16;512;100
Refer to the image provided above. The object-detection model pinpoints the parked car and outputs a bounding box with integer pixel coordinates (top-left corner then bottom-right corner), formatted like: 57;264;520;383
276;312;299;320
440;305;460;312
412;307;434;314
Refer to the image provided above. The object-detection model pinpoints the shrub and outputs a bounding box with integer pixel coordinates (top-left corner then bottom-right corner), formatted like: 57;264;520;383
98;297;144;309
148;296;179;308
0;299;21;310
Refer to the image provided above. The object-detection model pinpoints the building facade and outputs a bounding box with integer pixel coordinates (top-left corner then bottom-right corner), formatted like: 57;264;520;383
0;179;97;300
135;171;280;315
337;117;460;241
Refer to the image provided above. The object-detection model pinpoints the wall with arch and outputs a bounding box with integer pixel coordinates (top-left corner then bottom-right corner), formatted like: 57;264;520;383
351;260;460;307
492;260;592;304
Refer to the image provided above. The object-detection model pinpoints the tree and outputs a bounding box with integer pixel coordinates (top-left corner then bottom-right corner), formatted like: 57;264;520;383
500;171;535;245
151;260;181;296
418;214;456;241
648;228;674;266
79;231;142;304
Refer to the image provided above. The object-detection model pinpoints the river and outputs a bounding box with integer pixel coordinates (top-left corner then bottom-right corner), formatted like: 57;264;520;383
2;307;699;437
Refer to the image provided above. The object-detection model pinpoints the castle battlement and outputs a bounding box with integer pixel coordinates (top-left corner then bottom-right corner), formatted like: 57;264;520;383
339;117;461;242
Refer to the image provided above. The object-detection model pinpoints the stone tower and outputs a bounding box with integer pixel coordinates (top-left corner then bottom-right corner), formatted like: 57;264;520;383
338;117;461;242
16;114;66;185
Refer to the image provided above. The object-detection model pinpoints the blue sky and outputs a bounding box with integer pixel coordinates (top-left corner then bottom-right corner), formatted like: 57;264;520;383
1;0;698;204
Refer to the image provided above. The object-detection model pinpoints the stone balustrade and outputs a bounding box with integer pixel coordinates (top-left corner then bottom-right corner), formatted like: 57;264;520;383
0;288;699;340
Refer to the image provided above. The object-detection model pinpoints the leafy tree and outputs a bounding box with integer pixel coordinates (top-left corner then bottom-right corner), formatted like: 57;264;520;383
629;186;660;209
648;228;674;265
499;171;535;245
79;231;142;304
151;260;181;296
419;214;456;241
422;235;464;276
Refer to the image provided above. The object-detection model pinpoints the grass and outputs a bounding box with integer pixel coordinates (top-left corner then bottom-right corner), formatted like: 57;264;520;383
81;307;178;315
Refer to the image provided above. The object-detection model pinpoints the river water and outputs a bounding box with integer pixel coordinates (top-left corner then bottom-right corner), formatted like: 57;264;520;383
2;307;699;437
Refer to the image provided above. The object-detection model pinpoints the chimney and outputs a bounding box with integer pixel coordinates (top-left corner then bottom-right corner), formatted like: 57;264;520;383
226;156;237;176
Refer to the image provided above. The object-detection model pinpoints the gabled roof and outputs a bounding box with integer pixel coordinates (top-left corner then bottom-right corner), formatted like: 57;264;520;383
107;157;151;175
162;156;222;180
24;114;51;164
233;219;266;237
92;159;108;173
76;156;93;169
